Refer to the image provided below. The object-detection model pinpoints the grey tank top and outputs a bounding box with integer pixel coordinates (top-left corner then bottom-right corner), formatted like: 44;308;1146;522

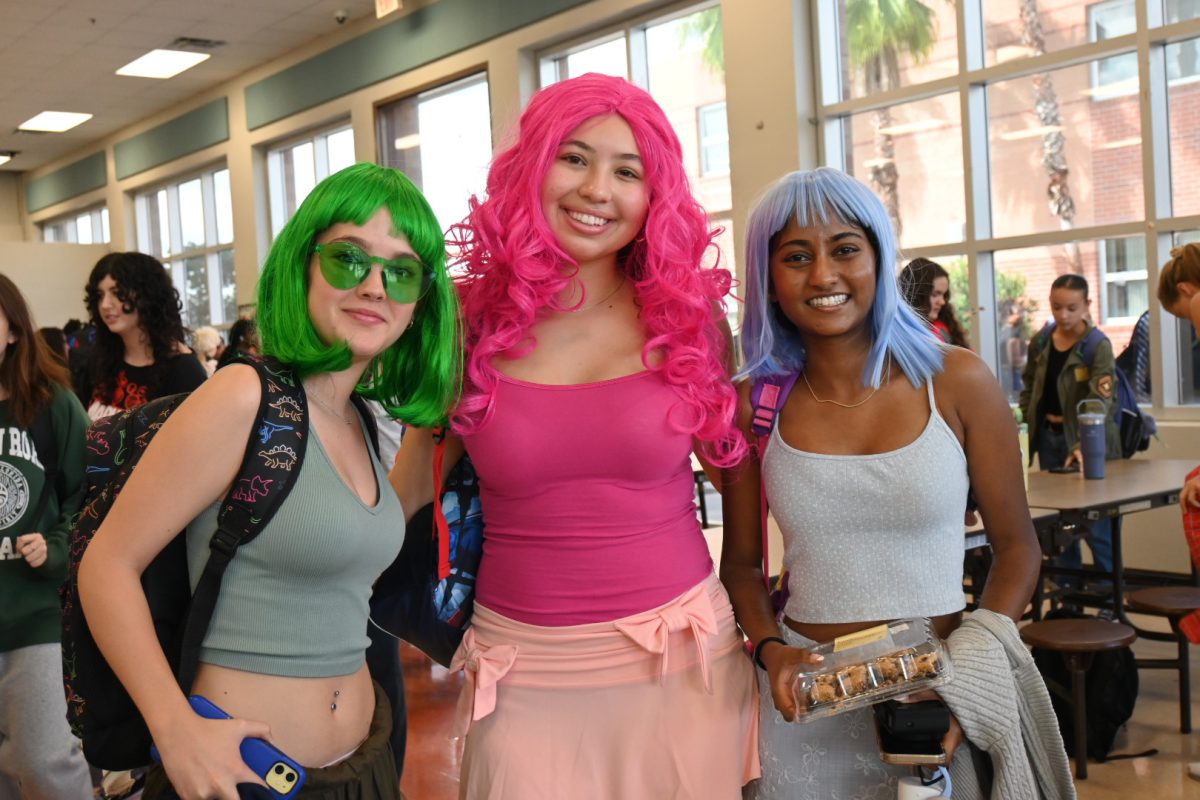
186;416;404;677
763;380;968;624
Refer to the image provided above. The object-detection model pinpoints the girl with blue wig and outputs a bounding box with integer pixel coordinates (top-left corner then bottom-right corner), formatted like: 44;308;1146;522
721;168;1048;797
79;163;460;800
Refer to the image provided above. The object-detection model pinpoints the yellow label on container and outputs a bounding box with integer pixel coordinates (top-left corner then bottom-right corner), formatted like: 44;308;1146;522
833;623;889;652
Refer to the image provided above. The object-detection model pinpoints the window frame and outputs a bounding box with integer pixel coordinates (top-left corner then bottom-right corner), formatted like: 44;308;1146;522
133;165;235;328
265;121;355;239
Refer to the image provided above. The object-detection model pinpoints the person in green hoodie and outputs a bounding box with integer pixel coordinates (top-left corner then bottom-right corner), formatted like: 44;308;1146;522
0;273;92;800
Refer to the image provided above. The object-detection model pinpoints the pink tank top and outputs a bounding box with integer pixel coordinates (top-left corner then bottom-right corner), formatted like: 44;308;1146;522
463;370;712;626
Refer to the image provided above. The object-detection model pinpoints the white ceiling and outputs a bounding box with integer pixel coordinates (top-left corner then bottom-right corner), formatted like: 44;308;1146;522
0;0;381;174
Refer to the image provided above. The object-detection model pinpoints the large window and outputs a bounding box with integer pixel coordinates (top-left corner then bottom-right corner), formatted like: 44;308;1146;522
41;206;109;244
538;3;734;264
267;124;355;239
135;167;235;328
1087;0;1199;99
817;0;1200;405
376;72;492;233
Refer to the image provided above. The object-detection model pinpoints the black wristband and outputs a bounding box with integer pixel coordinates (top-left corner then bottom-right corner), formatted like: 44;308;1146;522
753;636;787;670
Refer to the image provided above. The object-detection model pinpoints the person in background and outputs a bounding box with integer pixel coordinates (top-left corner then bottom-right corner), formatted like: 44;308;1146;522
62;320;95;405
191;326;224;378
215;318;260;372
82;253;207;420
37;327;69;367
722;168;1050;797
1019;274;1119;582
0;275;93;800
1156;242;1200;781
391;73;757;799
899;257;969;348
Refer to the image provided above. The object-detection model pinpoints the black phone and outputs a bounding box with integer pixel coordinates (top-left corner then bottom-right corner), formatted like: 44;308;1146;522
1047;464;1079;474
874;699;950;766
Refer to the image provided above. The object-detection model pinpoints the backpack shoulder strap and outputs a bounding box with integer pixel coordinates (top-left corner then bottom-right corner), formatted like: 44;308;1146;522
1078;326;1108;368
1036;320;1055;351
749;373;799;594
349;394;381;460
176;354;309;691
750;373;800;438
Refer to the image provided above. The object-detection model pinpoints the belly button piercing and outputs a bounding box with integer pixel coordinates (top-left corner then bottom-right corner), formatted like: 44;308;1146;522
331;689;340;712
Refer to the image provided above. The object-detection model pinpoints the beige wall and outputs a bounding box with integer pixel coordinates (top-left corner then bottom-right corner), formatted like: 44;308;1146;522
0;242;107;327
0;174;23;241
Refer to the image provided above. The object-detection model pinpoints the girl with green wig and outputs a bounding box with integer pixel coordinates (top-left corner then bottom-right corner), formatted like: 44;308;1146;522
78;163;460;800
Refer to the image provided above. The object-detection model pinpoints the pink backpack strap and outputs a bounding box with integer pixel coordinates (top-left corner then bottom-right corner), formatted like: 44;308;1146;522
749;373;799;592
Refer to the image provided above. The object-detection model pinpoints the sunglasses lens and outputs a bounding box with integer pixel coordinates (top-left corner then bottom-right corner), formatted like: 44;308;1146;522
382;260;430;304
317;243;368;289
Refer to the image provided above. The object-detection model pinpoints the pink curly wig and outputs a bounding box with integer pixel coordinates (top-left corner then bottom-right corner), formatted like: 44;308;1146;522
451;73;745;466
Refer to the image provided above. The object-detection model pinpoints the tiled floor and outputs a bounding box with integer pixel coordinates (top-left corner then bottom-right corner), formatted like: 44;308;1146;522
396;618;1200;799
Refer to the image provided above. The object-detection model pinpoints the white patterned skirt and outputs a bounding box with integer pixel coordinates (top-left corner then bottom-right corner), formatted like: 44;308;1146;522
745;626;914;800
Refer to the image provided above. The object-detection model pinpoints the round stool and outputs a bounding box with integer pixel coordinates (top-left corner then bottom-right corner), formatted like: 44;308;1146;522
1021;618;1137;779
1127;586;1200;734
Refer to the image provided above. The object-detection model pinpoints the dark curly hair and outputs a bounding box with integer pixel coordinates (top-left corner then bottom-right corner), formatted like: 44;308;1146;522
85;252;188;404
899;257;968;348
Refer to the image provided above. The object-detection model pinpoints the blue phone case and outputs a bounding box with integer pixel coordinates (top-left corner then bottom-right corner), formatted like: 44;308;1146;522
150;695;307;799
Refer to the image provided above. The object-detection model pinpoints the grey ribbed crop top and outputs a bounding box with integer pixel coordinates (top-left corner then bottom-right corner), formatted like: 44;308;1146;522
762;380;968;624
185;417;404;677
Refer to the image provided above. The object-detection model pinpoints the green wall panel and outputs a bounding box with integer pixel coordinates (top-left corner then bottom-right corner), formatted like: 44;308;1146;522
114;98;229;180
245;0;589;130
26;152;107;213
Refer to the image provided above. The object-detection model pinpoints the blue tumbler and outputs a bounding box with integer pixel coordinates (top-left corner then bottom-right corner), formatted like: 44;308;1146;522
1076;399;1107;480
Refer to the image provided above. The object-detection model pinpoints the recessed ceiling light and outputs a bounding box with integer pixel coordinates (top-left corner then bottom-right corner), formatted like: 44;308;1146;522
18;111;93;133
116;49;210;79
0;152;14;166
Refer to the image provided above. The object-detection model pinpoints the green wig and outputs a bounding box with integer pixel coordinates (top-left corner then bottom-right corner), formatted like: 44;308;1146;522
257;162;460;427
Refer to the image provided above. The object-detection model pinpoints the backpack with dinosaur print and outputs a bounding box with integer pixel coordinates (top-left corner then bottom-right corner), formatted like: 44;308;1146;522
58;354;331;770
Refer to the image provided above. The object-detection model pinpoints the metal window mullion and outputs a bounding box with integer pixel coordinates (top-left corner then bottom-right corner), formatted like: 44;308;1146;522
201;171;218;248
314;133;331;181
206;250;223;325
134;194;150;252
975;251;998;379
814;0;841;106
627;23;648;89
166;183;183;261
267;149;287;239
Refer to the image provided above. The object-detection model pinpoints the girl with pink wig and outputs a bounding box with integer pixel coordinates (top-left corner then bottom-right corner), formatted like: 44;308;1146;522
391;73;757;797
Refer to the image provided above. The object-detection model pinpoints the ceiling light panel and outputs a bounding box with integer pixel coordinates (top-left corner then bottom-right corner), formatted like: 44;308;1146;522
116;49;211;79
18;111;93;132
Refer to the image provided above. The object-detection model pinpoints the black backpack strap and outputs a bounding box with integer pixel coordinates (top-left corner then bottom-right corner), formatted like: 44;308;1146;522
28;404;60;531
349;394;381;460
176;355;308;692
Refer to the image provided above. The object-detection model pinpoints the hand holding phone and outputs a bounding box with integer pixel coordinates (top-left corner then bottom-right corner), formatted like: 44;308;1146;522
874;698;950;766
152;696;306;799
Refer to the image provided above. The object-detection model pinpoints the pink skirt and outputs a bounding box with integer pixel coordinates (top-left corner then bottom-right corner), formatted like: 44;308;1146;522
450;572;760;799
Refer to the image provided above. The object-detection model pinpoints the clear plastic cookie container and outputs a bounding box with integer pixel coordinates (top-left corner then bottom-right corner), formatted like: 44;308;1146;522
789;617;953;723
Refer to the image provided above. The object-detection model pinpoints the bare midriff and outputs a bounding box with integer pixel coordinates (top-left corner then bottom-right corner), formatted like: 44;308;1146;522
190;662;374;767
784;611;962;646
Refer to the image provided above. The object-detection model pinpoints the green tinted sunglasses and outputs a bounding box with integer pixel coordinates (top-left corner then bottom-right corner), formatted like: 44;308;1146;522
312;241;433;304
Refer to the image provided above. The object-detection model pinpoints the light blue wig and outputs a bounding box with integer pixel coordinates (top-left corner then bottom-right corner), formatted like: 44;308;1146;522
738;167;945;387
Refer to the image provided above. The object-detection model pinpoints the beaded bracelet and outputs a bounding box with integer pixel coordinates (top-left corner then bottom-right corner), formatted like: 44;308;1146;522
752;636;787;670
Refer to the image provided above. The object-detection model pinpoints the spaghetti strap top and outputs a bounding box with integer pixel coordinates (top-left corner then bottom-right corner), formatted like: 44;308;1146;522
762;380;969;624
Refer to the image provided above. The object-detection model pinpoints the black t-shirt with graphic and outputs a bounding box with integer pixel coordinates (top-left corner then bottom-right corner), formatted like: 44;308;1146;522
87;352;207;421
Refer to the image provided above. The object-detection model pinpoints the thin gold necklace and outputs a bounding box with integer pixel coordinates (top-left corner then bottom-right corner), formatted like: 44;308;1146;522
307;375;354;425
568;275;626;313
802;370;880;409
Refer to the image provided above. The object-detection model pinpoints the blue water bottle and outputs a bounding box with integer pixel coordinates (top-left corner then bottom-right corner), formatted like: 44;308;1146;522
1076;399;1107;480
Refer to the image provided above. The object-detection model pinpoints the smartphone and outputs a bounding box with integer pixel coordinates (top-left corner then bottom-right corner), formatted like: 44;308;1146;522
1047;464;1080;474
151;696;306;799
874;699;950;767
